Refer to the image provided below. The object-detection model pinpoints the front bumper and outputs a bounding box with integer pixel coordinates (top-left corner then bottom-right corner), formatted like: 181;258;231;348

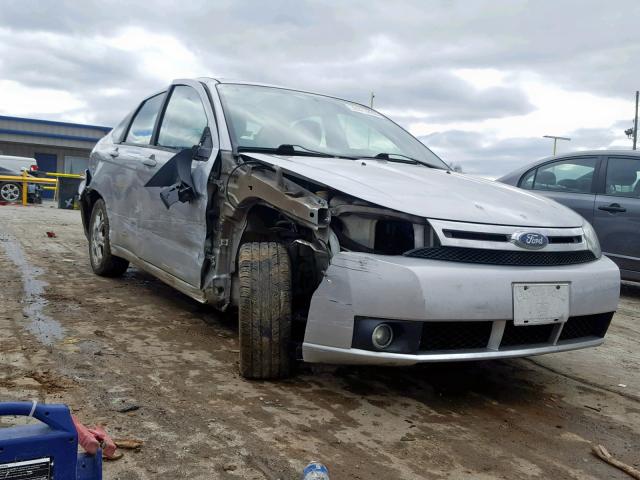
302;252;620;365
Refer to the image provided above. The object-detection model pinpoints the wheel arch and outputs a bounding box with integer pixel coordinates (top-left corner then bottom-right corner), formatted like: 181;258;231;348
80;188;104;238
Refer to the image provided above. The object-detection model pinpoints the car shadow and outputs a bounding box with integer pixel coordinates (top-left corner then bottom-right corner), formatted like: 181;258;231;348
305;360;545;409
118;266;552;409
621;281;640;298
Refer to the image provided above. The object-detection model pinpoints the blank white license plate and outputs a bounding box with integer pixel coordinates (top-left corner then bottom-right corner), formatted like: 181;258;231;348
513;283;569;326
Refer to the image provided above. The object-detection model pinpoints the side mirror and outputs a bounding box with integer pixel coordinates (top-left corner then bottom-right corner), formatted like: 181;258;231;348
192;126;213;162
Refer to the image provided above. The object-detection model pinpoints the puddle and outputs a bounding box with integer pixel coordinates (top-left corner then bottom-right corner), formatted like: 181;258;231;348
0;233;65;345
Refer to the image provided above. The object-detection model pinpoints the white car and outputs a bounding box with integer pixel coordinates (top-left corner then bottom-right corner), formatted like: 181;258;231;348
0;156;41;203
0;155;38;173
79;79;620;379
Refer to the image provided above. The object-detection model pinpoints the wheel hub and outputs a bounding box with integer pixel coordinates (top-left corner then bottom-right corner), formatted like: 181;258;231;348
0;183;20;202
91;209;106;264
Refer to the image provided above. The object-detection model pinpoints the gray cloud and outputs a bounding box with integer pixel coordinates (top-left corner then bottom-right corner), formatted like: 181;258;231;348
423;131;552;177
423;125;634;178
0;0;637;173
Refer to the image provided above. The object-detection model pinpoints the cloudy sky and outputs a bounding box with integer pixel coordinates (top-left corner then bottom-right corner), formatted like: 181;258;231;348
0;0;638;176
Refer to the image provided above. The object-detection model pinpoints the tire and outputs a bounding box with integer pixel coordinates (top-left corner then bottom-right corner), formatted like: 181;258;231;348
88;199;129;277
0;182;22;203
238;242;292;379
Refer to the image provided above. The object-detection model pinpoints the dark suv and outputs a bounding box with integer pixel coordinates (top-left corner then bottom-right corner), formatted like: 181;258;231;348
499;150;640;282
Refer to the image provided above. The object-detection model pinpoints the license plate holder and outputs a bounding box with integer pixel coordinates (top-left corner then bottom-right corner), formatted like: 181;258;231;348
513;283;569;326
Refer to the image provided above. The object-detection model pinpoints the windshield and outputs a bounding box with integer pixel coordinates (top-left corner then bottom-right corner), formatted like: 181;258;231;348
216;84;448;169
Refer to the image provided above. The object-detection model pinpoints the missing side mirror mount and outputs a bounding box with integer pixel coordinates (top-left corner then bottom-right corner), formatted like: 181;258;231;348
159;183;195;209
193;126;213;162
144;126;213;209
144;148;197;209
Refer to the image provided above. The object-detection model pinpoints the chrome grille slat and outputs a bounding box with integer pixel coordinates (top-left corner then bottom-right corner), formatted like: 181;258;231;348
428;219;587;252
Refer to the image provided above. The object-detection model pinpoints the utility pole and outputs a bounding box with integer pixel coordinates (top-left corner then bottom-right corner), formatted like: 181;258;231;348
543;135;571;155
370;91;375;108
633;90;638;150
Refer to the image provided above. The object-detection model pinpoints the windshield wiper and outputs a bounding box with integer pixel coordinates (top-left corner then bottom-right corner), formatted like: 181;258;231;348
237;144;358;160
360;152;439;168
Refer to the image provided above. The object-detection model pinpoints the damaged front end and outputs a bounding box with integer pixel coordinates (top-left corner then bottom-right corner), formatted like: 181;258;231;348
200;150;432;338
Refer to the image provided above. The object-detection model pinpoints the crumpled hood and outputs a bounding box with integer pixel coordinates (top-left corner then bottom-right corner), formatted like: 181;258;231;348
243;153;585;228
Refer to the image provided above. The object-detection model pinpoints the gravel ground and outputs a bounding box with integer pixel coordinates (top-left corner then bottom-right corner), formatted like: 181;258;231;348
0;204;638;479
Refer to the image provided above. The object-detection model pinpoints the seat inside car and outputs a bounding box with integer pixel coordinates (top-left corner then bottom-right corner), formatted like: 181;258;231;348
607;163;638;194
536;170;556;188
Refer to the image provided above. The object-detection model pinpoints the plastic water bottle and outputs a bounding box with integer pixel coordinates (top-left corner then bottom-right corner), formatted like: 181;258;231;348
302;461;330;479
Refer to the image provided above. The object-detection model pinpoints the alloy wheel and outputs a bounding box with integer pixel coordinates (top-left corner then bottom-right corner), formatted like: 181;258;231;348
0;183;20;202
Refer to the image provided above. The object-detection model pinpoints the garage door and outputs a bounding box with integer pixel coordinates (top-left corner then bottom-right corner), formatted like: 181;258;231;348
64;156;89;175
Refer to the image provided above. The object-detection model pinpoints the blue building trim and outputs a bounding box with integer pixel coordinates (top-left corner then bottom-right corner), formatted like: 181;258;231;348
0;128;105;143
0;115;112;132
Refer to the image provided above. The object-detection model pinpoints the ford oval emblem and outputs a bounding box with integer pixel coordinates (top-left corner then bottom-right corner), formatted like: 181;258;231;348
511;232;548;250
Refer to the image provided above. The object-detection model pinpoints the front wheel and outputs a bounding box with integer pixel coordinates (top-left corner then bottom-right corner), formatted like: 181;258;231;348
0;182;21;203
88;199;129;277
238;242;292;379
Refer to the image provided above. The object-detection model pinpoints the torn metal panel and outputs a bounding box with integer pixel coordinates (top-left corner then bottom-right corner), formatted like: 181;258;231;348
225;162;329;230
144;148;197;208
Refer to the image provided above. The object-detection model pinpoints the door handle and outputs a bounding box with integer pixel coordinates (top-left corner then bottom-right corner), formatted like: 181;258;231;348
142;155;157;167
108;148;119;158
598;203;626;213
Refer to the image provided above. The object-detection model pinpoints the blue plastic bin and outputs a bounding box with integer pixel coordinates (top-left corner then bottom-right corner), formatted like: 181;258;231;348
0;402;101;479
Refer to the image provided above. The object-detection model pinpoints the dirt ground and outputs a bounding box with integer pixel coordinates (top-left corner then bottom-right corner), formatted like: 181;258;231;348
0;204;638;480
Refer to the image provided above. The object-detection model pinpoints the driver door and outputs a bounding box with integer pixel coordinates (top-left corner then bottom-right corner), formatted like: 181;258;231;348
136;81;219;288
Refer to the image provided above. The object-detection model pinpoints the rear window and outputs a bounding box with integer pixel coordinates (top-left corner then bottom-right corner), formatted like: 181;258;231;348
125;93;166;145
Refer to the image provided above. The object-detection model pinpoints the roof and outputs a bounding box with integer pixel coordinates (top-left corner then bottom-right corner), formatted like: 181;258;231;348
498;148;640;181
0;115;111;132
537;149;640;161
0;155;36;162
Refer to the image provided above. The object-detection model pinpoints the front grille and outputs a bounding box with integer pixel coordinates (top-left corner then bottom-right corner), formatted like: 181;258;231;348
441;230;582;244
548;235;582;244
500;322;555;347
420;321;492;351
559;313;612;341
404;247;596;266
442;229;509;242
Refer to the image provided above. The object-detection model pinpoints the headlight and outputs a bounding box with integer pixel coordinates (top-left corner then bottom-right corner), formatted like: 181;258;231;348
582;220;601;259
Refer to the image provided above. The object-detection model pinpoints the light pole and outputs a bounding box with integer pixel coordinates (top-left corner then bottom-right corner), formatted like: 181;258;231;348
633;91;638;150
370;91;375;109
543;135;571;155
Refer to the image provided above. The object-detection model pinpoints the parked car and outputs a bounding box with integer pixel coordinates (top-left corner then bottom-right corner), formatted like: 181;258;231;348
0;166;42;204
0;155;39;173
499;150;640;282
80;79;620;379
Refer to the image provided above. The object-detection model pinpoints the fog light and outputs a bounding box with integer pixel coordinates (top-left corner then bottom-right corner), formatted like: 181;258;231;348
372;323;394;349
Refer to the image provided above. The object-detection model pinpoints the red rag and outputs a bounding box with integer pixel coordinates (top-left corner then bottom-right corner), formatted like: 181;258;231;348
72;415;117;458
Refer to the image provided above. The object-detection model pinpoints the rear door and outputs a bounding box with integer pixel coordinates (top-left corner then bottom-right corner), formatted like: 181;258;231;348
593;155;640;277
519;155;600;222
107;92;166;253
136;81;219;287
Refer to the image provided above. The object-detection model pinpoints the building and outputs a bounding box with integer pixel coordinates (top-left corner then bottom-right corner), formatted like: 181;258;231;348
0;115;111;175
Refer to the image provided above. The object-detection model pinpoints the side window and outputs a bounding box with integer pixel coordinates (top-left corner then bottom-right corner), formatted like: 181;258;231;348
532;157;597;194
157;86;208;149
605;157;640;197
110;111;133;144
519;169;535;189
125;93;166;145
